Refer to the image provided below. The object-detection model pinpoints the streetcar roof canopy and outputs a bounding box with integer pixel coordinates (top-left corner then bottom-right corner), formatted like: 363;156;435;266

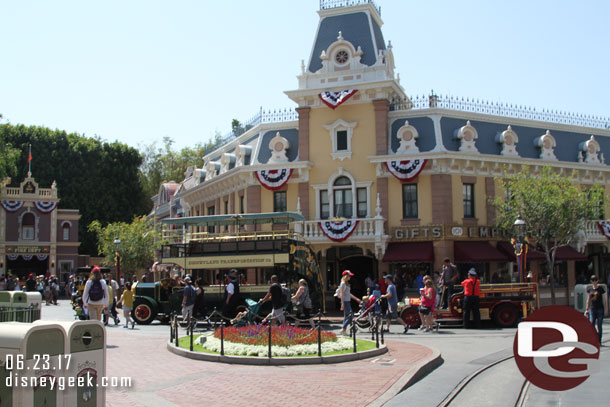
160;211;305;227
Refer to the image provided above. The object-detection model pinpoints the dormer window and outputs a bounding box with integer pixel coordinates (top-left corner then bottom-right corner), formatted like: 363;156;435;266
324;118;357;161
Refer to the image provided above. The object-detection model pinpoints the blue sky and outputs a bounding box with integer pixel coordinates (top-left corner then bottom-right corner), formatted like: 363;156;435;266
1;0;608;153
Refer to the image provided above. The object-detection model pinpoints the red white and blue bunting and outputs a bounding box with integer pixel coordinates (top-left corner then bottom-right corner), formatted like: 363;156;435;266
254;169;293;191
385;159;427;182
319;89;358;109
1;200;24;212
7;254;18;261
35;201;58;213
598;222;610;240
36;254;48;261
319;219;359;242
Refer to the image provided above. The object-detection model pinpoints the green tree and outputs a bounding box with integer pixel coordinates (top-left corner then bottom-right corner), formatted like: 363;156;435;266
493;166;604;304
0;119;18;180
0;123;150;254
139;133;223;200
88;216;160;275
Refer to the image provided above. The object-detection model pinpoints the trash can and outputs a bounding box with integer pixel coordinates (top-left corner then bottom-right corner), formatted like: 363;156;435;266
0;322;66;407
24;292;43;321
10;292;30;322
574;284;588;312
0;291;13;322
34;319;106;407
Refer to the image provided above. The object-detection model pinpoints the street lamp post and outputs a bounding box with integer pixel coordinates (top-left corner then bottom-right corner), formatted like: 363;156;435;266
512;216;527;283
114;237;122;287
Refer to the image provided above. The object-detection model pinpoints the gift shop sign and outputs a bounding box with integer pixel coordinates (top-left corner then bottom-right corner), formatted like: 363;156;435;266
392;225;507;241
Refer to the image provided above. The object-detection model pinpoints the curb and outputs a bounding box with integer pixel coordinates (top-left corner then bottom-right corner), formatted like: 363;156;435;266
167;339;388;365
366;342;443;407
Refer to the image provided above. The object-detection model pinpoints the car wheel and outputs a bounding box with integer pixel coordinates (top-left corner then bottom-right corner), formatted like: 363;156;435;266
400;308;421;328
492;303;519;328
133;301;156;325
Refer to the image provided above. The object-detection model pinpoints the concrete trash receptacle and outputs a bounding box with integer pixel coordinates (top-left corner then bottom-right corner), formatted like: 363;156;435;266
10;292;30;322
0;322;67;407
25;292;43;321
574;284;588;312
0;291;13;321
34;319;106;407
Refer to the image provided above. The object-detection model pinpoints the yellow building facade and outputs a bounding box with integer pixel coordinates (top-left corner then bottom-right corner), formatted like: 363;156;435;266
150;1;610;305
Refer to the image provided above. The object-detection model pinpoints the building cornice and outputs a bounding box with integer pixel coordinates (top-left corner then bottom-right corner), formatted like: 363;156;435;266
369;152;610;184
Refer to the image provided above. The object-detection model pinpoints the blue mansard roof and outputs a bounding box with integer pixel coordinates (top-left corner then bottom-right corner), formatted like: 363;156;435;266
389;111;610;165
308;11;385;73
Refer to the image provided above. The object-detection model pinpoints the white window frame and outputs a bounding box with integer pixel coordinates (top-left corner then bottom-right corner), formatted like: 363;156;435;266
324;119;357;161
312;169;372;219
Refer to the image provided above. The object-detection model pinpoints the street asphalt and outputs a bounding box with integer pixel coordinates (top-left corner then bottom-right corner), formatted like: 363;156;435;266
37;299;610;406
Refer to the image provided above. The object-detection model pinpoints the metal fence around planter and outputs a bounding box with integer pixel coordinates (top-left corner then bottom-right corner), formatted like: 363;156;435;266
171;307;383;359
0;306;41;323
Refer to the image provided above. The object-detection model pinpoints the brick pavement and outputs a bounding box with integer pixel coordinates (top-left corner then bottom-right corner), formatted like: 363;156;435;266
105;330;437;407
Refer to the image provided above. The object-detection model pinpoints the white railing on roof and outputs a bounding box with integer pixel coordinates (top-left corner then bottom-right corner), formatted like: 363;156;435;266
320;0;380;15
390;93;610;130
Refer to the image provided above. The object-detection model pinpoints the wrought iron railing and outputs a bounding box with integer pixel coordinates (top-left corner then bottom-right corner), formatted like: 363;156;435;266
203;107;298;156
0;306;41;323
320;0;380;15
390;93;610;130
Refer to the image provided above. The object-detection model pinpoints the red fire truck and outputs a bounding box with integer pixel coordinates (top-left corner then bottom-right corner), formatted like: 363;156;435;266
398;282;540;328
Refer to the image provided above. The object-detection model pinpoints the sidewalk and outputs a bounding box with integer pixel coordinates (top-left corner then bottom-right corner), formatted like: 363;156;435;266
105;331;439;407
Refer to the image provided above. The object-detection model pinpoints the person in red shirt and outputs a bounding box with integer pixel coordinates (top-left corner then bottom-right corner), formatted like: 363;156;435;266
461;268;481;329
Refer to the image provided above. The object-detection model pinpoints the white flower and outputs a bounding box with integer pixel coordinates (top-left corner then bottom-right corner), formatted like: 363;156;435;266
198;334;353;357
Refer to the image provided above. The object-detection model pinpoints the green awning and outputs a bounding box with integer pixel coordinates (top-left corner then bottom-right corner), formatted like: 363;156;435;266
160;211;304;227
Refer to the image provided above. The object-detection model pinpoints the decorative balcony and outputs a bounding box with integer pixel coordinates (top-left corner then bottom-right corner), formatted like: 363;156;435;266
583;220;609;243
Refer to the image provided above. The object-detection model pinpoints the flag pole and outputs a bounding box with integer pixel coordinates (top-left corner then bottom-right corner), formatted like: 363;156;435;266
27;144;32;177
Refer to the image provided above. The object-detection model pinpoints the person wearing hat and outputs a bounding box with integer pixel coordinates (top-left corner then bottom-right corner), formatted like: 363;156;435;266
222;269;240;319
181;276;197;325
461;268;481;329
338;270;362;336
381;274;409;334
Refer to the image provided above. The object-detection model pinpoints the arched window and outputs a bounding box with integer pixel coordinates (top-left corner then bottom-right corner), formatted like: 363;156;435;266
22;213;35;240
333;176;353;218
63;224;70;240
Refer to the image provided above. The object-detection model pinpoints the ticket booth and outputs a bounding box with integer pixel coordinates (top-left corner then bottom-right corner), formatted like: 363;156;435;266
34;320;106;407
0;322;66;407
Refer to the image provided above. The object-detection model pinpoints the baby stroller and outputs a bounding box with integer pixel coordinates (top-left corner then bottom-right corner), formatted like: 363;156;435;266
231;298;264;326
354;294;381;331
71;295;88;320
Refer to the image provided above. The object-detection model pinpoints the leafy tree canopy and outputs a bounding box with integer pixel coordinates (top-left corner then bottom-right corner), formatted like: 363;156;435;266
88;216;160;275
493;166;604;303
0;123;149;255
139;133;222;200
